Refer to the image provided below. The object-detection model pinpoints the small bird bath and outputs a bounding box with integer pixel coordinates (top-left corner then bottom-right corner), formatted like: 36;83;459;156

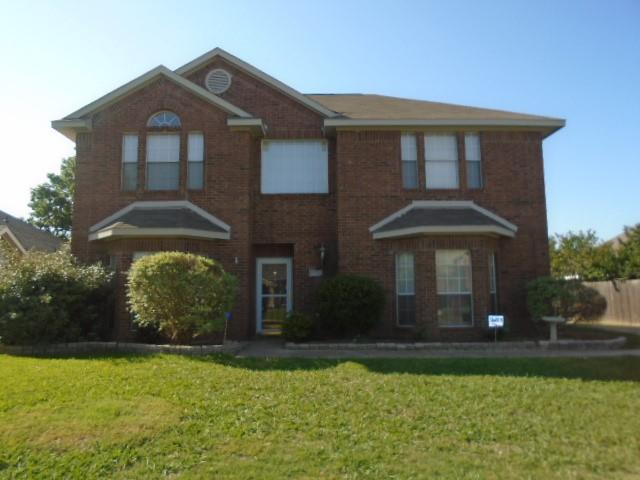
541;316;566;342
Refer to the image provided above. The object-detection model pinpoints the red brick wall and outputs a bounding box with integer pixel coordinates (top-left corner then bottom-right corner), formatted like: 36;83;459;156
335;130;549;337
70;58;550;341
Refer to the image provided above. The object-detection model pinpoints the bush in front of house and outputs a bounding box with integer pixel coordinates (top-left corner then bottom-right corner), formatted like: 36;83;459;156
526;276;606;321
315;274;385;336
282;311;314;342
0;244;113;345
127;252;237;344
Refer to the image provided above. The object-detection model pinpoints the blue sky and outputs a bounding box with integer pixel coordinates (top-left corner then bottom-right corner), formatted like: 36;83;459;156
0;0;638;239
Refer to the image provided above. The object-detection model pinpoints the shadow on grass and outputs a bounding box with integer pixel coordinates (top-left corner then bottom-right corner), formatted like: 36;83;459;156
5;351;640;383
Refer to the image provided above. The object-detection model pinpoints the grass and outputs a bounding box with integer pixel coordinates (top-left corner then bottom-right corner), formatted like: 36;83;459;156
1;354;639;479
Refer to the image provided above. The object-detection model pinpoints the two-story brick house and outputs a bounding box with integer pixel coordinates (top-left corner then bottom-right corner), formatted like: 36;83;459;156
52;48;564;341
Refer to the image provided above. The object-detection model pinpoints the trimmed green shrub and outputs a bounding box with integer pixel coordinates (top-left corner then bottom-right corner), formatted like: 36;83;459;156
127;252;236;344
527;277;606;321
0;244;113;345
315;274;385;336
282;311;314;342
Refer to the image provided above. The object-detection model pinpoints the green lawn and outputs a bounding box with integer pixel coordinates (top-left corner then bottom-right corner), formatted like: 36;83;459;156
1;354;639;479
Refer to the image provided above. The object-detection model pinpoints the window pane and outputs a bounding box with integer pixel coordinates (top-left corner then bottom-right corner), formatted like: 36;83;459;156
397;295;416;326
122;135;138;163
402;160;418;189
436;250;473;326
438;294;473;326
464;133;481;161
425;161;458;189
147;134;180;163
425;134;457;161
396;253;415;294
467;161;482;188
261;140;328;194
147;163;179;190
188;133;204;162
188;161;204;190
147;111;181;127
122;163;137;191
401;133;417;161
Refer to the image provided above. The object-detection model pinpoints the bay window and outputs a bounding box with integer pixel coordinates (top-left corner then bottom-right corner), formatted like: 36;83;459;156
395;252;416;326
436;250;473;326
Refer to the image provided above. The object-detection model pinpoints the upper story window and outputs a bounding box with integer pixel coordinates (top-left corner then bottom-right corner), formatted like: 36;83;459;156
146;133;180;190
147;111;181;128
424;133;459;189
187;132;204;190
465;133;483;189
261;140;329;194
400;133;418;189
121;134;138;191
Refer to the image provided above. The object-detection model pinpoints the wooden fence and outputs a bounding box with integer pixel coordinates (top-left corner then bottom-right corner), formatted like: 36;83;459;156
583;279;640;326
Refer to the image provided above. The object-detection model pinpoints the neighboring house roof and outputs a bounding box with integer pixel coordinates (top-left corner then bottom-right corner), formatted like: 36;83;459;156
88;201;231;241
0;210;63;253
369;201;518;239
310;94;565;136
175;47;338;118
52;65;259;141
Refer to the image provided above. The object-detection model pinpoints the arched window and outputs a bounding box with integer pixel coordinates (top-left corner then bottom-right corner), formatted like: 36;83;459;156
147;111;181;128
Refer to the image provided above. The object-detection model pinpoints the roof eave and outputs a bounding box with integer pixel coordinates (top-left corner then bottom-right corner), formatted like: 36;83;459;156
324;118;565;137
89;227;231;242
372;225;516;240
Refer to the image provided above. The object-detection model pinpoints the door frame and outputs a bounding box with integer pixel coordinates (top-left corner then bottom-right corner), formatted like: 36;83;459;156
255;257;293;334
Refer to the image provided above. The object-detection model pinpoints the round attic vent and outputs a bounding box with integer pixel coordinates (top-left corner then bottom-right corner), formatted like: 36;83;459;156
205;69;232;94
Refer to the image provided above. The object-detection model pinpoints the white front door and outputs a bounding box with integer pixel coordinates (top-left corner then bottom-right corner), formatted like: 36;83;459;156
256;258;293;335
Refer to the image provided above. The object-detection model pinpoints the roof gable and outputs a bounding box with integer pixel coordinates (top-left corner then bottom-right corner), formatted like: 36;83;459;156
52;65;254;140
175;48;337;118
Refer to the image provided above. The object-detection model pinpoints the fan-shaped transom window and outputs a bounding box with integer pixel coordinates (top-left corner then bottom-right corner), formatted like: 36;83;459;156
147;111;181;128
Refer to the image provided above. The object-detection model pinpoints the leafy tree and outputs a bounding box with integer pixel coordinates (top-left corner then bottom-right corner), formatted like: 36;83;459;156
28;156;75;239
617;224;640;279
549;230;624;281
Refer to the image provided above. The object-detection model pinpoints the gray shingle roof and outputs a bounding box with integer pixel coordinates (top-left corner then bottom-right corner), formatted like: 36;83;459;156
370;202;517;239
0;209;63;252
106;208;227;233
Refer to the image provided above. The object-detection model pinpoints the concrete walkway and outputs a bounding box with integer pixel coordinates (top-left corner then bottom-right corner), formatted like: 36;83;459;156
236;339;640;359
